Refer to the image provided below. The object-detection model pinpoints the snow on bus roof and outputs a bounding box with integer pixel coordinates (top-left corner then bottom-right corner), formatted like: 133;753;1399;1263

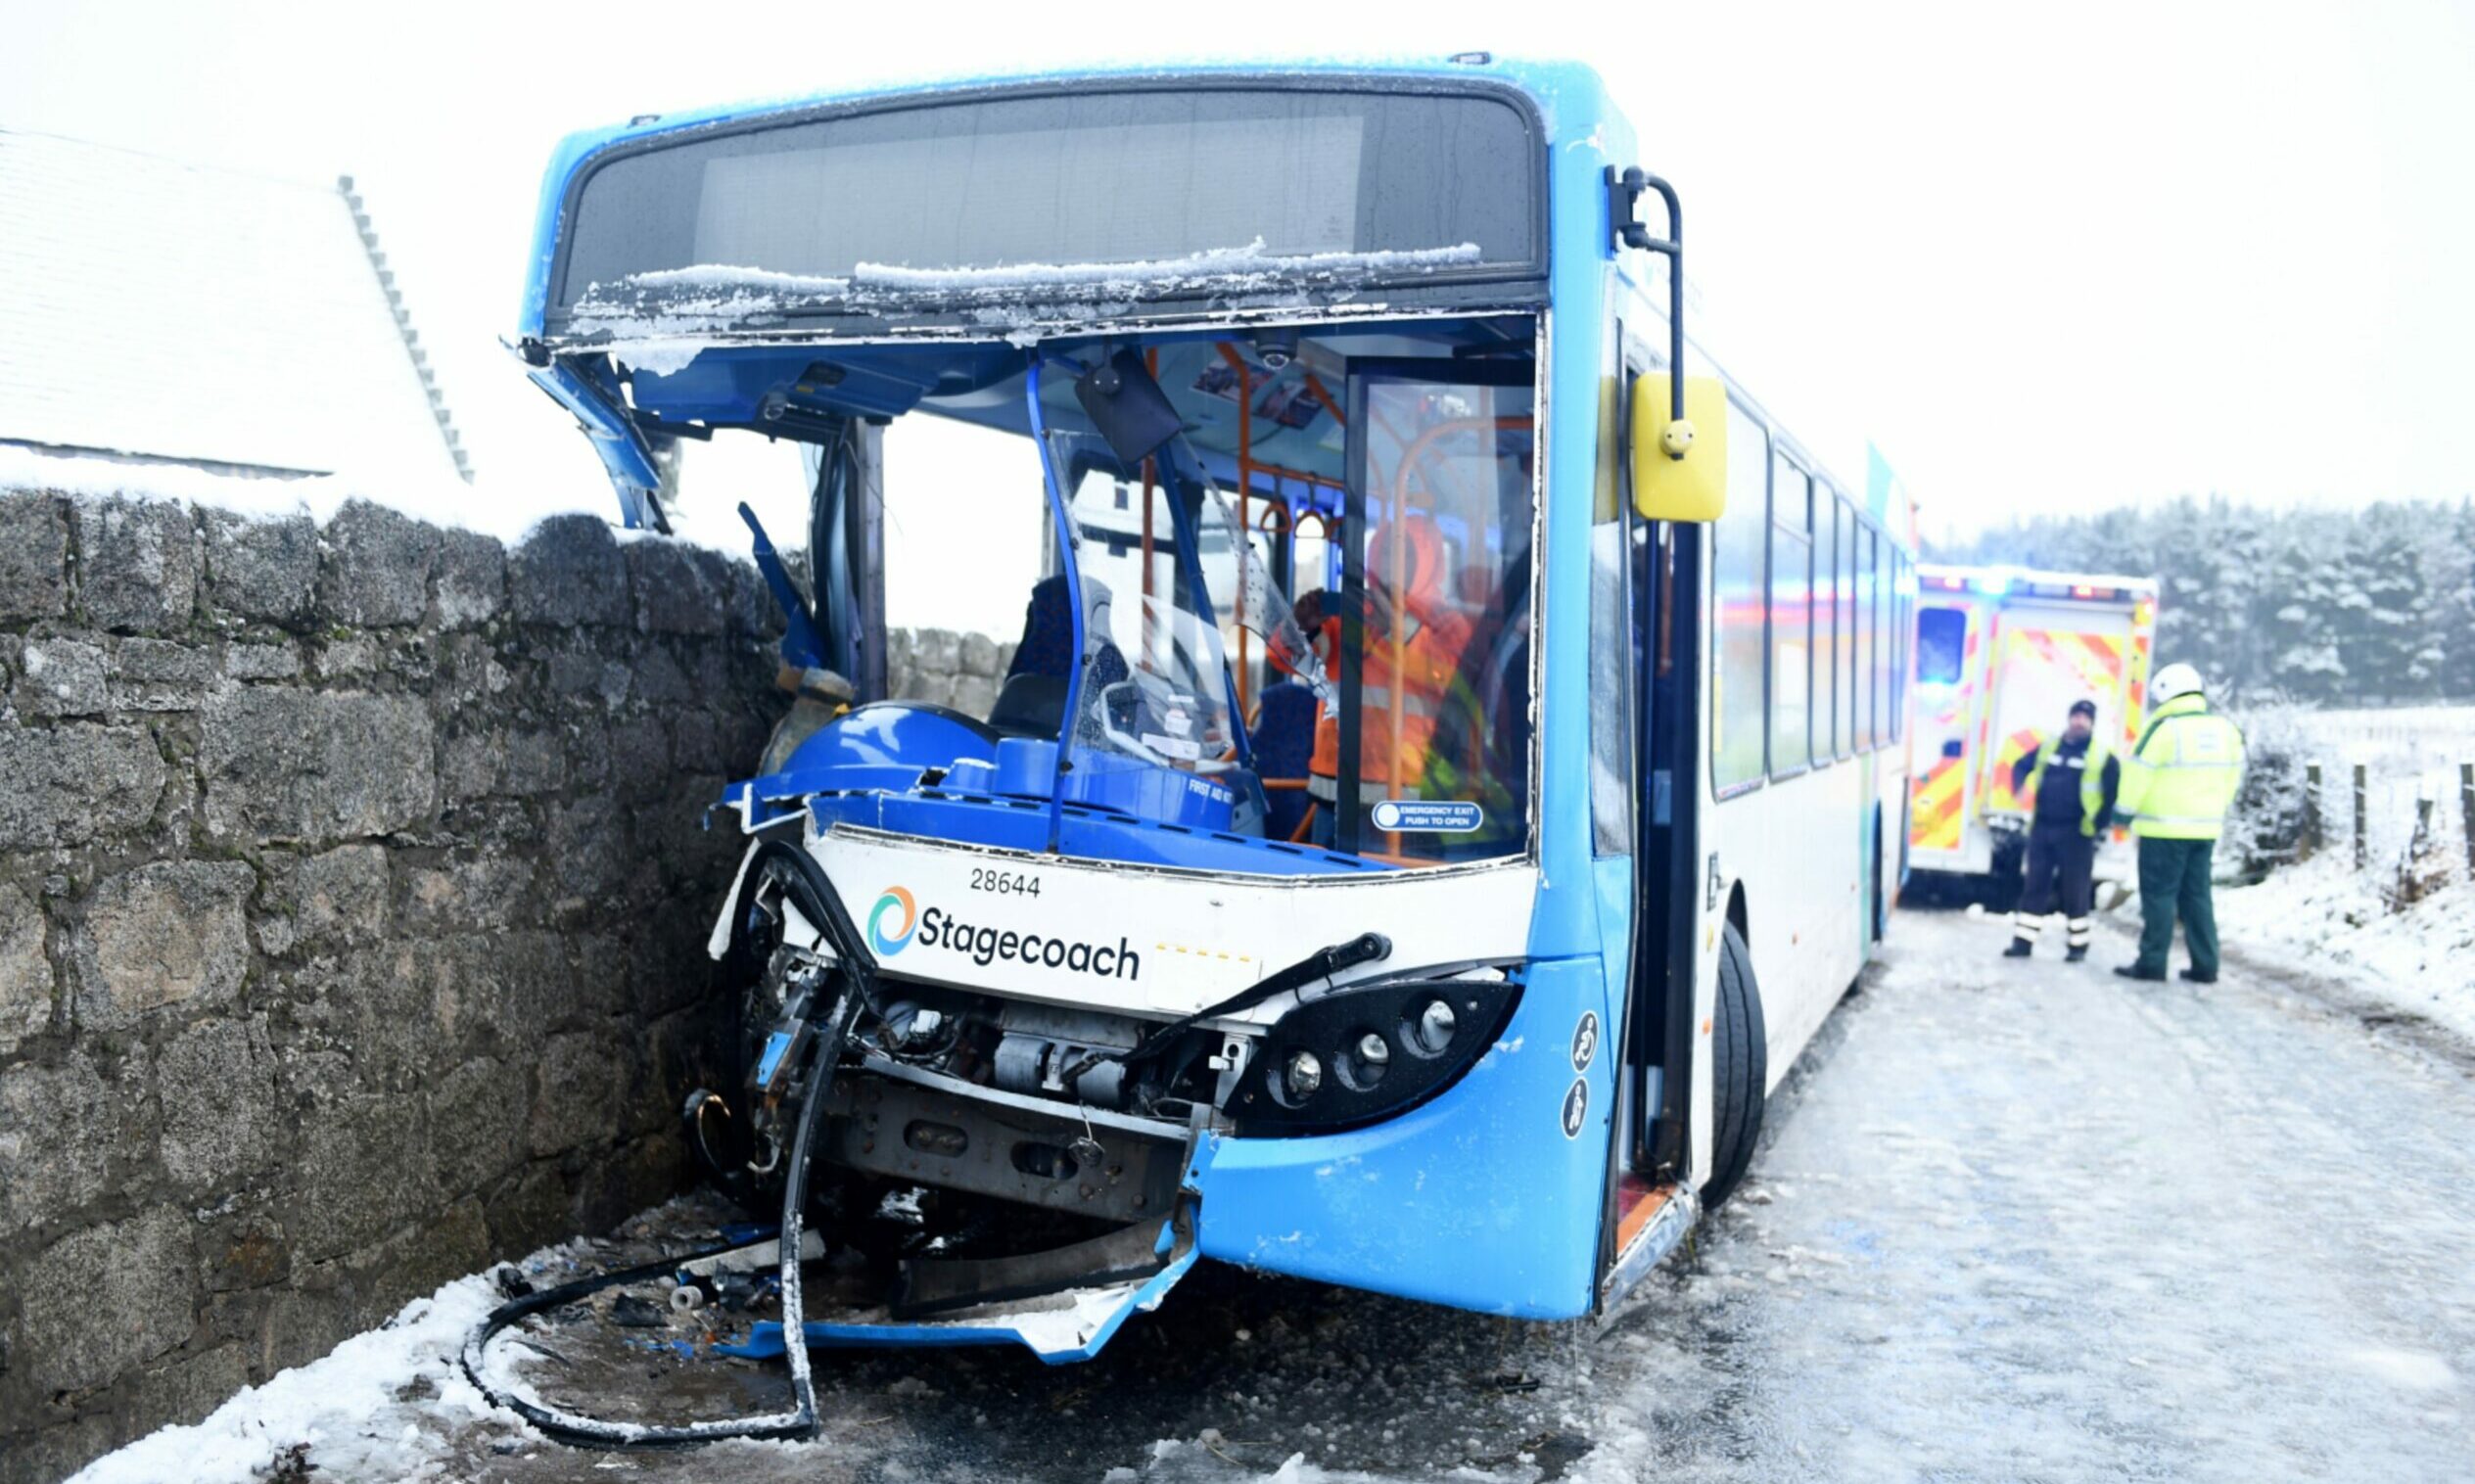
846;240;1483;294
569;241;1482;325
561;242;1486;371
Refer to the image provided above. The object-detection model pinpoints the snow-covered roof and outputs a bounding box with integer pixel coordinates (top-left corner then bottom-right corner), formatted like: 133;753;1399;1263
0;129;471;485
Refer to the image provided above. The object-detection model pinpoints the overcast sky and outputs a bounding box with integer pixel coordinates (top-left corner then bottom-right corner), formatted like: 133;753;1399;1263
7;0;2471;561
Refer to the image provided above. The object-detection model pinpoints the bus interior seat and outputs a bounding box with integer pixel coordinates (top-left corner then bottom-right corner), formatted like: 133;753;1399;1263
988;673;1066;737
1247;679;1318;842
1006;574;1076;681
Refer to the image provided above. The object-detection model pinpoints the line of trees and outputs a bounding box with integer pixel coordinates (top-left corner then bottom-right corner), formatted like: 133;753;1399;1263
1928;497;2475;705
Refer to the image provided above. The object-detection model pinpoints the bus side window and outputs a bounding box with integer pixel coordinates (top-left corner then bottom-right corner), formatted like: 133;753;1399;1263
1818;484;1838;762
1768;452;1812;776
1837;496;1857;758
1874;538;1894;746
1710;400;1770;793
1892;558;1912;739
1856;532;1870;751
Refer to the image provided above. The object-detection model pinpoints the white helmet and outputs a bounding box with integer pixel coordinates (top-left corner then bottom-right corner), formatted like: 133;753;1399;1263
2152;662;2204;701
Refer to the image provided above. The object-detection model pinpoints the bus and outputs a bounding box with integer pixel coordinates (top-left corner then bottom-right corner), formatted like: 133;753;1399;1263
471;55;1920;1445
1906;564;2157;902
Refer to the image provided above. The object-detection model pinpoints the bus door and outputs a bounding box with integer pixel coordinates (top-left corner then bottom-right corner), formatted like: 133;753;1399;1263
1333;358;1535;863
1596;348;1705;1311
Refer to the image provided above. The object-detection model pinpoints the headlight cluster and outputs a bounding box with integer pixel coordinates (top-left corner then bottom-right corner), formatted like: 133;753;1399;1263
1232;966;1521;1136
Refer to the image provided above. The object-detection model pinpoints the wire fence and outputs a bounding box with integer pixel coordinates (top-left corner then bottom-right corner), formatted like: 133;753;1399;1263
2295;758;2475;906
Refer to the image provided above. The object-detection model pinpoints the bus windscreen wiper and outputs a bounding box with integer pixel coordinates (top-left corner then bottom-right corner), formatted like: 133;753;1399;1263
1066;932;1391;1084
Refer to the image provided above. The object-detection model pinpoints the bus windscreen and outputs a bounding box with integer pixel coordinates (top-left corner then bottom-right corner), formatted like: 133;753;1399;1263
551;88;1539;323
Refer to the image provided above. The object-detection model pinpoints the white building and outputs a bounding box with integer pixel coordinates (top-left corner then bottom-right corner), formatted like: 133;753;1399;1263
0;128;470;485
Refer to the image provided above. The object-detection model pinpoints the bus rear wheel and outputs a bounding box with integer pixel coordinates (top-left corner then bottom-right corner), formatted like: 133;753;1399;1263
1704;923;1768;1210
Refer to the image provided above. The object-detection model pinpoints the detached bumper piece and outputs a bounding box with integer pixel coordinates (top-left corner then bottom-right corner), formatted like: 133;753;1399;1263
722;1206;1197;1365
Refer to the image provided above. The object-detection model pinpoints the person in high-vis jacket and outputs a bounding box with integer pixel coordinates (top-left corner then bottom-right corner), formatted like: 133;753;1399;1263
1302;515;1474;845
2002;698;2121;961
2112;663;2247;983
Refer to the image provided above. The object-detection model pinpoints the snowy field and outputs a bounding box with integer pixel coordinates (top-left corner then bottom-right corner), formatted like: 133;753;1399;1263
2287;705;2475;863
72;910;2475;1484
2209;706;2475;1044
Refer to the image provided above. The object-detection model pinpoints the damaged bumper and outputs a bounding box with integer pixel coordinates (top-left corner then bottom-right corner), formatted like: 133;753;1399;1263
721;1205;1198;1364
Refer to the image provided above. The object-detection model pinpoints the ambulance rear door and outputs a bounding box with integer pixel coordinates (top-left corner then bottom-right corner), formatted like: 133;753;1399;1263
1981;596;2140;833
1907;580;1995;874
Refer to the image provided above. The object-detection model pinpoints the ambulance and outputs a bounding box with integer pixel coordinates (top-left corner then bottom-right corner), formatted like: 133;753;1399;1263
1905;566;2159;901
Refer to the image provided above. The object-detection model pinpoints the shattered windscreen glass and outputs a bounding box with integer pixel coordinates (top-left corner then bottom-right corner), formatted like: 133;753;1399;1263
1058;450;1322;778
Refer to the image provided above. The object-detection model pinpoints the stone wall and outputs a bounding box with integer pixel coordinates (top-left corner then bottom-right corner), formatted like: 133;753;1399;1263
885;626;1017;717
0;489;789;1483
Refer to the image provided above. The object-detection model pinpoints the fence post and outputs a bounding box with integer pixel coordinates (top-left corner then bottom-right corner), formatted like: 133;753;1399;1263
2303;761;2322;859
2461;762;2474;881
2353;763;2368;871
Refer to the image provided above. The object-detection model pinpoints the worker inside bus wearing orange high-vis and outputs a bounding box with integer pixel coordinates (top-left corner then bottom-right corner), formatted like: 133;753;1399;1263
1294;514;1473;849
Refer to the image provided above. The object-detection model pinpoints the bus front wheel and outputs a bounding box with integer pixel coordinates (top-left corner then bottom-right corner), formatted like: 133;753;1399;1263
1705;923;1768;1210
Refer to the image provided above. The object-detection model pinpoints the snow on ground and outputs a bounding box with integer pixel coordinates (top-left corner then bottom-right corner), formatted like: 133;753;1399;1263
64;1208;734;1484
2211;705;2475;1044
2213;855;2475;1043
74;911;2475;1484
69;1245;520;1484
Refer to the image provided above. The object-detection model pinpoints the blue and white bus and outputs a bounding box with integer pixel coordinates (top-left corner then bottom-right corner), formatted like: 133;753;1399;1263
475;53;1918;1444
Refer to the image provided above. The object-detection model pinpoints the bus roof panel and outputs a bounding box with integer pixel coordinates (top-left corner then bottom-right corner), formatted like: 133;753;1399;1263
517;57;1618;342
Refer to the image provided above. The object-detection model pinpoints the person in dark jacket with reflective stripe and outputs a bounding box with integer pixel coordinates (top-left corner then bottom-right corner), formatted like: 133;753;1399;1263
2003;698;2121;961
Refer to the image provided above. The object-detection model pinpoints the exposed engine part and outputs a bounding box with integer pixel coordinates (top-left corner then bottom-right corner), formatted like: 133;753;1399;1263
825;979;1222;1127
874;1000;957;1060
992;1031;1127;1107
754;949;831;1098
823;1062;1183;1227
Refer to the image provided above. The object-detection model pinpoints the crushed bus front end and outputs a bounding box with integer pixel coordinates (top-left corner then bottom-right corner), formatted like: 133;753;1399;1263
466;60;1730;1449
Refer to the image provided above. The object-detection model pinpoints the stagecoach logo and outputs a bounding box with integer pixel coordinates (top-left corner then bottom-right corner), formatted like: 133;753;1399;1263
1561;1078;1589;1139
868;886;919;956
1571;1011;1600;1073
869;885;1143;982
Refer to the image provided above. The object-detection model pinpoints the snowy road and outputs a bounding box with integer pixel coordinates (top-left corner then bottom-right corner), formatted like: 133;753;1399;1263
83;907;2475;1483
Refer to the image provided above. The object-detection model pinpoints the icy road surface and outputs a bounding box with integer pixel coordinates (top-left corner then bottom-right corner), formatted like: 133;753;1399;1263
80;907;2475;1483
